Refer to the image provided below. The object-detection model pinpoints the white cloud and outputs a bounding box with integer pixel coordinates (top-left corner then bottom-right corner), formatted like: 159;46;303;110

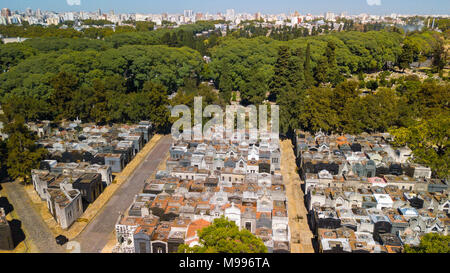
67;0;81;6
366;0;381;6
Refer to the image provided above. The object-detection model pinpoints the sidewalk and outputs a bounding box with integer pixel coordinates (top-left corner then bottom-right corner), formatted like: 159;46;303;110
280;139;315;253
0;187;32;253
23;134;163;241
2;182;63;253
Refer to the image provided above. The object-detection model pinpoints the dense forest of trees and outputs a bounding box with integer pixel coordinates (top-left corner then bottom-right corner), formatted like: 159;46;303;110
0;22;448;180
0;44;203;125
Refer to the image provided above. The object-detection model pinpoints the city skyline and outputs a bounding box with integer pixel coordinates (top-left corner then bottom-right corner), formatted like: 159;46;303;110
1;0;449;15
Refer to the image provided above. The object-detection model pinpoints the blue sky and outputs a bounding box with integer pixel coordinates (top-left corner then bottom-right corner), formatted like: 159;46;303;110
1;0;449;15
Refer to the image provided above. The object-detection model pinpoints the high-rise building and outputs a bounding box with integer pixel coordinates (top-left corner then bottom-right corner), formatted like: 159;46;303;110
1;8;11;17
291;16;301;25
255;12;261;20
46;17;60;25
195;13;203;21
184;10;193;18
226;9;235;21
324;12;335;21
64;12;75;21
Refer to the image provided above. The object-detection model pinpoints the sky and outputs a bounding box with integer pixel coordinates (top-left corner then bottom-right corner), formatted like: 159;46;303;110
1;0;449;15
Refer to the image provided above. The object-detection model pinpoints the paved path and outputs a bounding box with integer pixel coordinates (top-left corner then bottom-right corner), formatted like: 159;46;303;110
280;139;315;253
3;182;65;253
74;135;172;253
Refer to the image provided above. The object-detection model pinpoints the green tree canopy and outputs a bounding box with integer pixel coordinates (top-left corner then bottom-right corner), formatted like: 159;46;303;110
240;69;268;105
299;86;339;133
390;111;449;179
0;114;47;183
398;42;416;71
269;45;291;101
366;79;379;91
304;43;315;88
178;217;267;253
404;233;450;253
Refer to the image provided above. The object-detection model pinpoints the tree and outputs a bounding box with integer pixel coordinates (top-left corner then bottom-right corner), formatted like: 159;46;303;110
197;83;225;107
366;79;379;91
404;233;450;253
129;81;171;132
289;47;305;90
161;32;171;45
311;41;339;85
390;111;449;179
416;80;449;116
432;37;446;72
144;82;170;130
90;78;109;124
269;46;291;101
135;21;155;32
0;43;35;73
333;80;360;110
378;71;390;87
299;87;339;133
1;95;52;122
398;43;415;71
1;115;47;183
50;71;79;120
169;32;179;47
277;85;303;135
271;46;307;135
178;217;267;253
331;80;361;132
241;69;267;105
325;41;337;68
314;57;329;84
304;43;315;88
363;88;400;132
218;63;233;102
341;97;367;134
323;41;342;86
303;28;309;37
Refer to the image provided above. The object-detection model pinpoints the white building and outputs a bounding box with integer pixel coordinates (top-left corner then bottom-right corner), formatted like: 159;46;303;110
324;12;335;21
224;202;241;227
373;194;394;210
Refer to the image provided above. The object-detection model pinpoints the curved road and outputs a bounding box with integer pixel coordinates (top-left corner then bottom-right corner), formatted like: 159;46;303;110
74;135;172;252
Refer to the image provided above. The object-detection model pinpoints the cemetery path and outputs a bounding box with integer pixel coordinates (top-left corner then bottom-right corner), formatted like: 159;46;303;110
74;135;172;253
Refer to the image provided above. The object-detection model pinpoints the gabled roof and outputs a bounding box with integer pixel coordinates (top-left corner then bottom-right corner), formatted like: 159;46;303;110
186;219;211;239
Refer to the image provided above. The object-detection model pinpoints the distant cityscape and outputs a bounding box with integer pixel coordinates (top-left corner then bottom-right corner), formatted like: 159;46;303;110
0;7;448;27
